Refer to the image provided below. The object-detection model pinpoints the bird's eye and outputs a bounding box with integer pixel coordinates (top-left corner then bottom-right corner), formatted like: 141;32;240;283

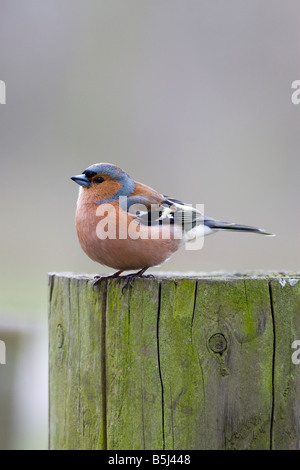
95;176;104;184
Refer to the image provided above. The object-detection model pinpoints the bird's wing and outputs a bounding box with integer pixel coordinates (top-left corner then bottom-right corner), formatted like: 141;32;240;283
163;197;205;230
122;195;204;230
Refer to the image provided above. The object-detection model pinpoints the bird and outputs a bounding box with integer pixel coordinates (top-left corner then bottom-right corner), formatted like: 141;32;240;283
71;163;274;289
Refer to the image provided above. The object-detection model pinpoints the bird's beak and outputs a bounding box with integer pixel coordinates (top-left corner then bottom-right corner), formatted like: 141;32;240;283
70;174;90;188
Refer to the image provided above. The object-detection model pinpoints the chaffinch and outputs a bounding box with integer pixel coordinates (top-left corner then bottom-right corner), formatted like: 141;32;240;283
71;163;274;288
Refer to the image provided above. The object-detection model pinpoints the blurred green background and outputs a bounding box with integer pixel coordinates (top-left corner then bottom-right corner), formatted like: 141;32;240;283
0;0;299;449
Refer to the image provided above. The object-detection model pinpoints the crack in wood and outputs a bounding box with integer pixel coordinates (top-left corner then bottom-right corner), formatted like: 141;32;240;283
101;280;108;450
156;282;165;450
190;280;198;335
190;281;206;427
268;280;276;450
48;274;55;306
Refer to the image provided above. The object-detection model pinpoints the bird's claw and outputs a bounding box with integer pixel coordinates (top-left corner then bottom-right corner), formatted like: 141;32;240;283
92;269;153;293
122;274;141;292
92;276;104;290
121;274;143;293
121;272;154;294
92;270;124;290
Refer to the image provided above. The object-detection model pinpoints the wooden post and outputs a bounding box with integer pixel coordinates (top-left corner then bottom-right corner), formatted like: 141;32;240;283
48;272;300;450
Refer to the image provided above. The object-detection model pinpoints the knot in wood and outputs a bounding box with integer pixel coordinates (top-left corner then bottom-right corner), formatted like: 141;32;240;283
209;333;227;354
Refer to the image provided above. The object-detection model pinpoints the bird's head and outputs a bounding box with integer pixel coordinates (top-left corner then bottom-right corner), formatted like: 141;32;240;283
71;163;135;203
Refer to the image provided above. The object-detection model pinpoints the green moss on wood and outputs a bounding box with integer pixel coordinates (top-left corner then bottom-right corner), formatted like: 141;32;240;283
48;273;300;450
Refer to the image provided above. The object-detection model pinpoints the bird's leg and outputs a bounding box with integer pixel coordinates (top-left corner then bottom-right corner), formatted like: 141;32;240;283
92;270;123;290
121;267;153;293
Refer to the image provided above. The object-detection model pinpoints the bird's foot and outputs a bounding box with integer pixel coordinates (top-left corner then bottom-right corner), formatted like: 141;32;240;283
92;268;154;293
121;268;154;293
92;270;123;290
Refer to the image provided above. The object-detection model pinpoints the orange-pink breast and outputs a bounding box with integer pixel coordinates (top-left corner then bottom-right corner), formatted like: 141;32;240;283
75;199;182;271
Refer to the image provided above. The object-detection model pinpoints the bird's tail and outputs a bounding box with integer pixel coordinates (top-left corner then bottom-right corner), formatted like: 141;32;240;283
204;218;275;236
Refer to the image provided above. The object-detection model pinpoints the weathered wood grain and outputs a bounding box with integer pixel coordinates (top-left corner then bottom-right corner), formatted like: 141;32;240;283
191;278;273;450
48;272;300;450
48;274;106;450
106;278;163;450
157;278;273;450
269;277;300;449
158;278;202;450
